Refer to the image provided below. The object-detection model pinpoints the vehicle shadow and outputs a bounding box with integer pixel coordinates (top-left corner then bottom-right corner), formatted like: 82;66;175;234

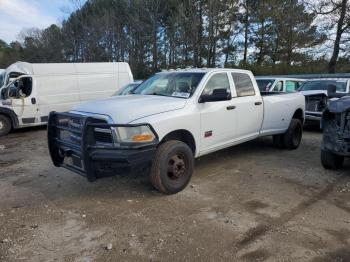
9;132;350;201
11;125;47;134
303;124;322;133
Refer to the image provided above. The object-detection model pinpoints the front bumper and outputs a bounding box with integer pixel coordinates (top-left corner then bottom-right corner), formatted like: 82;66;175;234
47;112;158;181
305;111;322;123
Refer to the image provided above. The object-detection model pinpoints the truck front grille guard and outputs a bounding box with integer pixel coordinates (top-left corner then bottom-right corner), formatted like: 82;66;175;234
322;110;350;154
47;111;158;182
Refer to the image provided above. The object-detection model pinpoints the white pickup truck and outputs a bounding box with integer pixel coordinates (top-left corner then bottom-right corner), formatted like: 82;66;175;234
48;69;305;194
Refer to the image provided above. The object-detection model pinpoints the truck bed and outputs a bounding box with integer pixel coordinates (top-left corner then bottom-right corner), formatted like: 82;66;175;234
259;91;305;136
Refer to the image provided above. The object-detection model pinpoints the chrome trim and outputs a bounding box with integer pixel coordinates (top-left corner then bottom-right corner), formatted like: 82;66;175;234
69;110;114;124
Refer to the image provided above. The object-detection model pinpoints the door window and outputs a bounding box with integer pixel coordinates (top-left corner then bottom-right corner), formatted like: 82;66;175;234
273;81;283;92
231;73;255;97
286;80;299;92
8;77;33;98
202;73;231;96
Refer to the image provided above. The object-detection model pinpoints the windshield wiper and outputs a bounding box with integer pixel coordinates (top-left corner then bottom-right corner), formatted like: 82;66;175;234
147;93;169;97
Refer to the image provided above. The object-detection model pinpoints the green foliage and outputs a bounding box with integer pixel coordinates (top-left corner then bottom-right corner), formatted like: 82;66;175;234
0;0;348;78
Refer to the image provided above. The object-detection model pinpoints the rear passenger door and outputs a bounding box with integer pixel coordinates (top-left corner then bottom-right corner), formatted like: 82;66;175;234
231;72;263;141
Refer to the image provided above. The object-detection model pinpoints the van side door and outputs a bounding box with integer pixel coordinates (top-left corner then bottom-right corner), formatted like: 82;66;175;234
6;76;40;125
231;72;263;141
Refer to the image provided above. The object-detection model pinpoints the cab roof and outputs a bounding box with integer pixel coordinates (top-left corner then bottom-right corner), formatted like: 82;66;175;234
255;76;305;81
159;68;253;74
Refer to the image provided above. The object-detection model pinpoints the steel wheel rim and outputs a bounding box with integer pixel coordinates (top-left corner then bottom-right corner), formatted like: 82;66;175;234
167;153;186;181
0;120;4;130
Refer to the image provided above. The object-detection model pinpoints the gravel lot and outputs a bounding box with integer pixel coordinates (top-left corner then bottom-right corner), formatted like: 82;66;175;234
0;127;349;262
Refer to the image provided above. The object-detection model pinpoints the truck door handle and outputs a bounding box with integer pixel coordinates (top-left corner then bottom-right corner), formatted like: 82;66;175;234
254;101;262;106
226;105;236;110
31;98;36;104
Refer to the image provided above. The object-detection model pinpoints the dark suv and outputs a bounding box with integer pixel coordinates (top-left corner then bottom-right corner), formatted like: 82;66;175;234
321;86;350;169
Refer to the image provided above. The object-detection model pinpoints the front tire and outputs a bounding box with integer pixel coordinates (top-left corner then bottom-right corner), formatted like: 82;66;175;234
150;140;194;194
321;149;344;170
0;115;11;137
283;119;303;150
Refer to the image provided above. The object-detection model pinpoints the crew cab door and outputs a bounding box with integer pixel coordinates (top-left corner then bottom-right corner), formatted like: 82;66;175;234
231;72;263;141
198;72;236;153
5;76;39;125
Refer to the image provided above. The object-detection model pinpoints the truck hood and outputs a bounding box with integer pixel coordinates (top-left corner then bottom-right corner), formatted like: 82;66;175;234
328;96;350;113
72;95;187;124
300;90;328;96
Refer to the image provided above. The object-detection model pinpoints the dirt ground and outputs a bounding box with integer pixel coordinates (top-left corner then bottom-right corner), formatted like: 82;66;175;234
0;126;349;262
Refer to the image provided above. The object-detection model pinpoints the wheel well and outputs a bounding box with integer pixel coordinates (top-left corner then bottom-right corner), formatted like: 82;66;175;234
160;130;196;154
0;108;19;129
0;113;12;129
293;108;304;122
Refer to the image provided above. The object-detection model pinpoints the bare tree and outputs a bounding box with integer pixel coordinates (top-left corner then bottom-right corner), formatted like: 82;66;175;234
312;0;350;73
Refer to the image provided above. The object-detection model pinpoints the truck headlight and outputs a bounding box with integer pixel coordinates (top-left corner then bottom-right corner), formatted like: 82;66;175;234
112;125;156;143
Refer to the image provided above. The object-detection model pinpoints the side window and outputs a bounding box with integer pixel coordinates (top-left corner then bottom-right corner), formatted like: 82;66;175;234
19;77;33;97
286;80;298;92
202;73;230;96
8;77;33;98
231;73;255;97
273;81;283;92
297;81;304;90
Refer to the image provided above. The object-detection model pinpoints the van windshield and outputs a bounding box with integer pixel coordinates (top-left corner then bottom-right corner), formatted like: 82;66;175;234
133;72;205;98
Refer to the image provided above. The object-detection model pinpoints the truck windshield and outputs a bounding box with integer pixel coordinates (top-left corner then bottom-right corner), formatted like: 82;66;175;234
113;83;140;96
133;72;205;98
299;80;347;92
256;79;275;91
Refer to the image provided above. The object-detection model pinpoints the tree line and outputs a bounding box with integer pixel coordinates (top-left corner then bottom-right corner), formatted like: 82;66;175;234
0;0;349;79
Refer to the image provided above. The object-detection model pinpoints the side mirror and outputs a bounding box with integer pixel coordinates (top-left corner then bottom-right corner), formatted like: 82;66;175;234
0;87;7;99
8;83;19;98
199;88;231;103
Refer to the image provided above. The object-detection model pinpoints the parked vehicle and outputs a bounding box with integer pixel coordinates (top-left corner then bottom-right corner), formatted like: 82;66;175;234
299;79;350;123
48;68;305;194
321;86;350;169
112;80;143;96
0;61;133;136
256;77;305;93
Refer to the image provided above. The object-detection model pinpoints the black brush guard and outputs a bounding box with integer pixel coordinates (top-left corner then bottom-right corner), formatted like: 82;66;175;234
47;112;158;181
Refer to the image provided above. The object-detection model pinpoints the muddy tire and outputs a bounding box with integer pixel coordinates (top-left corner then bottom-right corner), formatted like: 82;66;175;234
273;135;285;149
0;115;11;137
282;119;303;150
150;140;194;194
321;149;344;170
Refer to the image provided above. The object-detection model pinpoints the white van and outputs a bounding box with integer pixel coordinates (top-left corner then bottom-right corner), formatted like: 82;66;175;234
0;62;133;136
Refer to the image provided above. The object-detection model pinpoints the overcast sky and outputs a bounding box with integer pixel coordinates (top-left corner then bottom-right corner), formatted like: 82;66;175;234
0;0;86;44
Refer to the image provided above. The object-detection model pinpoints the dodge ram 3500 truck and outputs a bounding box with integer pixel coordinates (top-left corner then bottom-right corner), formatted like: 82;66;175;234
48;69;305;194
